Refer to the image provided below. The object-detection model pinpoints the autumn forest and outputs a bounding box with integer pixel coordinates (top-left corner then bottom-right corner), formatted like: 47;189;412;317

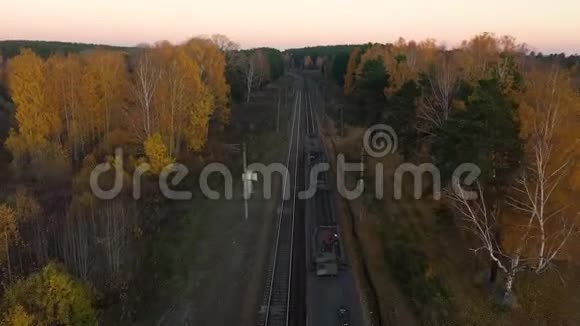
0;36;284;324
0;31;579;325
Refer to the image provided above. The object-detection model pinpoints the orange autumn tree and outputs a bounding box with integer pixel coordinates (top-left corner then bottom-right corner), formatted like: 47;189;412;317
416;49;463;135
2;262;97;325
503;63;580;266
81;50;130;144
343;47;361;96
133;41;217;159
487;63;580;298
41;51;131;161
450;61;580;302
144;132;174;173
6;49;70;180
178;44;214;152
458;33;528;86
184;38;230;126
152;42;213;156
152;42;189;158
6;49;61;152
45;53;84;160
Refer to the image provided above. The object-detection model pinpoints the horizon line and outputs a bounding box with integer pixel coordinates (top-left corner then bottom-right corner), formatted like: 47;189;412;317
1;37;578;56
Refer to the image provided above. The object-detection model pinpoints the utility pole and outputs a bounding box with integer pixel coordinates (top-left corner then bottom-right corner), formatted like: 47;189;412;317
243;142;248;220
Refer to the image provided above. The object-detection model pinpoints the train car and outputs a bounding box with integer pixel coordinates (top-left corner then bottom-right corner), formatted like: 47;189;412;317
311;226;339;276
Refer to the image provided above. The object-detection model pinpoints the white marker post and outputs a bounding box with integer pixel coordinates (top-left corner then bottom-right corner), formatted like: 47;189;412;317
243;142;248;219
241;143;258;220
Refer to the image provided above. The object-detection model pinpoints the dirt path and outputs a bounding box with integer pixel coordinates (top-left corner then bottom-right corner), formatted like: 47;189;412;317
130;76;296;326
142;178;281;326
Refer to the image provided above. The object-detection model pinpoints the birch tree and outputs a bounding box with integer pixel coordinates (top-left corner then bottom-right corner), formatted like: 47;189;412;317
0;204;18;282
96;199;134;290
239;50;268;103
243;54;257;103
211;34;239;57
46;54;83;160
416;51;461;136
133;52;160;141
449;64;580;304
63;206;91;281
81;50;129;139
506;65;579;288
154;43;189;157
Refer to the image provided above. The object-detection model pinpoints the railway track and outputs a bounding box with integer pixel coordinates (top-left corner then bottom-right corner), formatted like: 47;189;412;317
261;85;303;326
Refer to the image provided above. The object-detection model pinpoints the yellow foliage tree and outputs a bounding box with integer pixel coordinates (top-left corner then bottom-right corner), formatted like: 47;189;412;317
148;42;216;156
45;53;84;160
3;304;35;326
144;133;174;173
153;43;198;156
186;90;213;152
344;47;361;96
184;38;230;125
502;63;580;268
2;262;97;325
81;50;130;141
458;33;527;85
5;49;72;180
518;64;580;201
6;49;61;152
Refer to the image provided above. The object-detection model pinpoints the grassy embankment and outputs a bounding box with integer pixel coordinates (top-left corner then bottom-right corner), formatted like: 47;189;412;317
321;80;580;325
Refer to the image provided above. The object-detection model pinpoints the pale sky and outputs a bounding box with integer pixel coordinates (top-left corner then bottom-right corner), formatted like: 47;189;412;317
1;0;579;54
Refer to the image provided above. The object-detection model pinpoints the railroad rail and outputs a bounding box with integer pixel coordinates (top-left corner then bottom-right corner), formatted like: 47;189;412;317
262;87;303;326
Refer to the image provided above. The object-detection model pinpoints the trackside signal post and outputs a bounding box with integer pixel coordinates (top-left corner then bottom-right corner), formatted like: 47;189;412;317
242;142;257;220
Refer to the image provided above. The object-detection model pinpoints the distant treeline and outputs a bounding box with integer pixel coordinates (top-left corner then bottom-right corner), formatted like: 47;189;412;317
286;43;580;87
0;40;133;59
531;51;580;69
285;44;359;66
285;45;363;86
